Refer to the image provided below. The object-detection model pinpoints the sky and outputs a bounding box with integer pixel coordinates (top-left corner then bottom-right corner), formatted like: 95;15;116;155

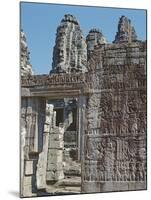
21;2;147;74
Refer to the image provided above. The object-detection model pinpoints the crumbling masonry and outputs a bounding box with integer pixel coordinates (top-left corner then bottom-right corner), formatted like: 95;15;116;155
21;14;147;197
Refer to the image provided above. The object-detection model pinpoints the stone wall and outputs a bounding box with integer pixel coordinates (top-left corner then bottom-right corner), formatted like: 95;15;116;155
82;41;146;192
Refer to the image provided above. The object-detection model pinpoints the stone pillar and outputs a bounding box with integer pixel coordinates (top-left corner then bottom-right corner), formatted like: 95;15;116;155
46;125;64;182
20;97;46;197
20;107;26;197
78;95;86;161
36;104;54;189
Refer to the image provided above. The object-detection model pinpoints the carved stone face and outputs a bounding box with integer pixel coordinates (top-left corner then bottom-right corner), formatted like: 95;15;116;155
20;30;32;75
51;14;87;73
56;49;64;63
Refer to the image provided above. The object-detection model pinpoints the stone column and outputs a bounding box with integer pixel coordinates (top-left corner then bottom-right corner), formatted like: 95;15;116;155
36;104;54;189
20;104;26;197
20;97;46;197
46;124;64;182
77;95;86;161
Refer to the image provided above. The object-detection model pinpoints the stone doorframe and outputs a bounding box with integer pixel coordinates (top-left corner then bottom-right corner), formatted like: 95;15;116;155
21;85;87;194
45;95;86;162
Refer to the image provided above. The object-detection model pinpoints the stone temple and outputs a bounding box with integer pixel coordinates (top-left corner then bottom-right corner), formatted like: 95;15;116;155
20;14;147;197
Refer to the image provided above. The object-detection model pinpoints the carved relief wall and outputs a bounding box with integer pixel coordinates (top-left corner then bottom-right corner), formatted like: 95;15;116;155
82;41;146;192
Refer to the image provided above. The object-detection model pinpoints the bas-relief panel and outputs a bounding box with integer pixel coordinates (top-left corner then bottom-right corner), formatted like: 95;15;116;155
83;42;146;189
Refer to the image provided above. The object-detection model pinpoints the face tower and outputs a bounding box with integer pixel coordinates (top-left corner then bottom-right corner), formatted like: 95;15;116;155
86;28;107;60
50;14;87;74
113;16;137;43
20;30;33;76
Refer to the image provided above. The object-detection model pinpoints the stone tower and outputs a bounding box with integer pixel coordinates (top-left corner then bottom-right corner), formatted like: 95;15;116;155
113;15;137;43
86;28;107;59
50;14;87;73
20;30;33;76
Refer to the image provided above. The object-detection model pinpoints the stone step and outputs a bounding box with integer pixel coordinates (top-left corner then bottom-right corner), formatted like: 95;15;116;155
57;177;81;187
63;186;81;193
46;185;81;194
64;169;81;176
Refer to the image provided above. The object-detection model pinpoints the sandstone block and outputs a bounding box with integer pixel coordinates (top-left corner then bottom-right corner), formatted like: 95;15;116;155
25;161;33;175
23;176;32;186
46;170;64;181
49;140;64;149
47;162;63;171
47;150;63;163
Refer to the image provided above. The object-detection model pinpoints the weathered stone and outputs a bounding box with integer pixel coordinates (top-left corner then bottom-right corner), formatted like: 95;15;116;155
46;126;65;182
113;16;137;43
25;161;33;175
23;176;32;186
36;103;54;189
46;170;64;181
21;176;36;197
47;163;63;171
22;185;32;197
47;149;63;163
50;14;87;74
83;40;146;192
86;28;107;59
20;30;33;76
49;140;64;149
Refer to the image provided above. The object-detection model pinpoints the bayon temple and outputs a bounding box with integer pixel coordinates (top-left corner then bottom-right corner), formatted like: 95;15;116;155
20;14;147;197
